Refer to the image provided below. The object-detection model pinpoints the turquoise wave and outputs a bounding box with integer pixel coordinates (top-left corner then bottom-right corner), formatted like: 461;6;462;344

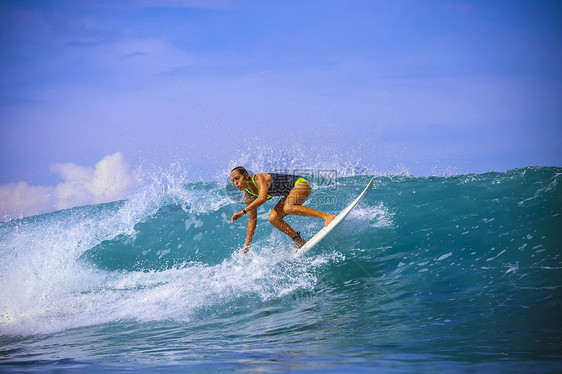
0;166;560;368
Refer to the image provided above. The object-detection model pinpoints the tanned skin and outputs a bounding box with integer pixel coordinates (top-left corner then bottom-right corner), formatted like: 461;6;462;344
230;169;335;253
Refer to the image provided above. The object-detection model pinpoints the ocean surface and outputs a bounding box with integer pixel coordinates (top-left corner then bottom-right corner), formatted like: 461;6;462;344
1;166;561;373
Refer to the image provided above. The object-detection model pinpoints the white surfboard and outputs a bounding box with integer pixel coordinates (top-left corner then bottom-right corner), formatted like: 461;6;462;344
294;177;374;256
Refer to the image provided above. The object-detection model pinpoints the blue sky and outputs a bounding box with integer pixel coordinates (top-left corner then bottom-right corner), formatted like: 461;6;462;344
1;0;561;219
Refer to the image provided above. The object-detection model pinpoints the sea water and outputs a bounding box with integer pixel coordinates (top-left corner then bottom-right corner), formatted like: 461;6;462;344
0;167;561;373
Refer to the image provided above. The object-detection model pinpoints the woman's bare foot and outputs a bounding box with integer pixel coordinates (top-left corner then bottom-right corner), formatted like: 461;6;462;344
324;214;336;227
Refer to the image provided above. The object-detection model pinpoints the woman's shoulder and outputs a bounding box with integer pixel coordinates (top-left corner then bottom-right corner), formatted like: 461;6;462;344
254;172;272;180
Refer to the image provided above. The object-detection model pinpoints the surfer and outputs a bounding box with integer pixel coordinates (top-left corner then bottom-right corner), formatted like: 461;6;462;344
230;166;336;253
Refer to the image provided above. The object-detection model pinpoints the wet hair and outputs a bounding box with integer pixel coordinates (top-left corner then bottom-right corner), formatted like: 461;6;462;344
231;166;248;176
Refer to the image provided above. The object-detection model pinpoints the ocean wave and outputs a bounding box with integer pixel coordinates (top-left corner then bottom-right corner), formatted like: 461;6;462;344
1;167;560;345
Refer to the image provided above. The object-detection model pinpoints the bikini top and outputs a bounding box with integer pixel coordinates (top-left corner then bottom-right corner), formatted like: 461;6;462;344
244;173;306;199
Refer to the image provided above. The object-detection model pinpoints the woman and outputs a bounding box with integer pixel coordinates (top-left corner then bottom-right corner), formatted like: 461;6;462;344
230;166;335;252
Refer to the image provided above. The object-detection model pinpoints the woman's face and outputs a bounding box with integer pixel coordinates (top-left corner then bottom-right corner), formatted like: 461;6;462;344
230;170;248;191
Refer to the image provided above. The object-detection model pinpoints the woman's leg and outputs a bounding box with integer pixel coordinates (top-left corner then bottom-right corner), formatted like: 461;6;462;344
283;182;335;227
268;198;297;237
268;197;306;248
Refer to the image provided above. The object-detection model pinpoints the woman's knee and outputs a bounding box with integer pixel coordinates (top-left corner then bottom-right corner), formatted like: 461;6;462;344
284;196;306;213
268;210;278;224
283;202;298;214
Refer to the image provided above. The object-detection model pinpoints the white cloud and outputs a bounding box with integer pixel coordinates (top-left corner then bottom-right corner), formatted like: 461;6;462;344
0;153;139;221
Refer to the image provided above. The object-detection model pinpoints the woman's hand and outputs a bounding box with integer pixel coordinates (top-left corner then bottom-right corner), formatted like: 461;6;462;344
231;210;245;222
